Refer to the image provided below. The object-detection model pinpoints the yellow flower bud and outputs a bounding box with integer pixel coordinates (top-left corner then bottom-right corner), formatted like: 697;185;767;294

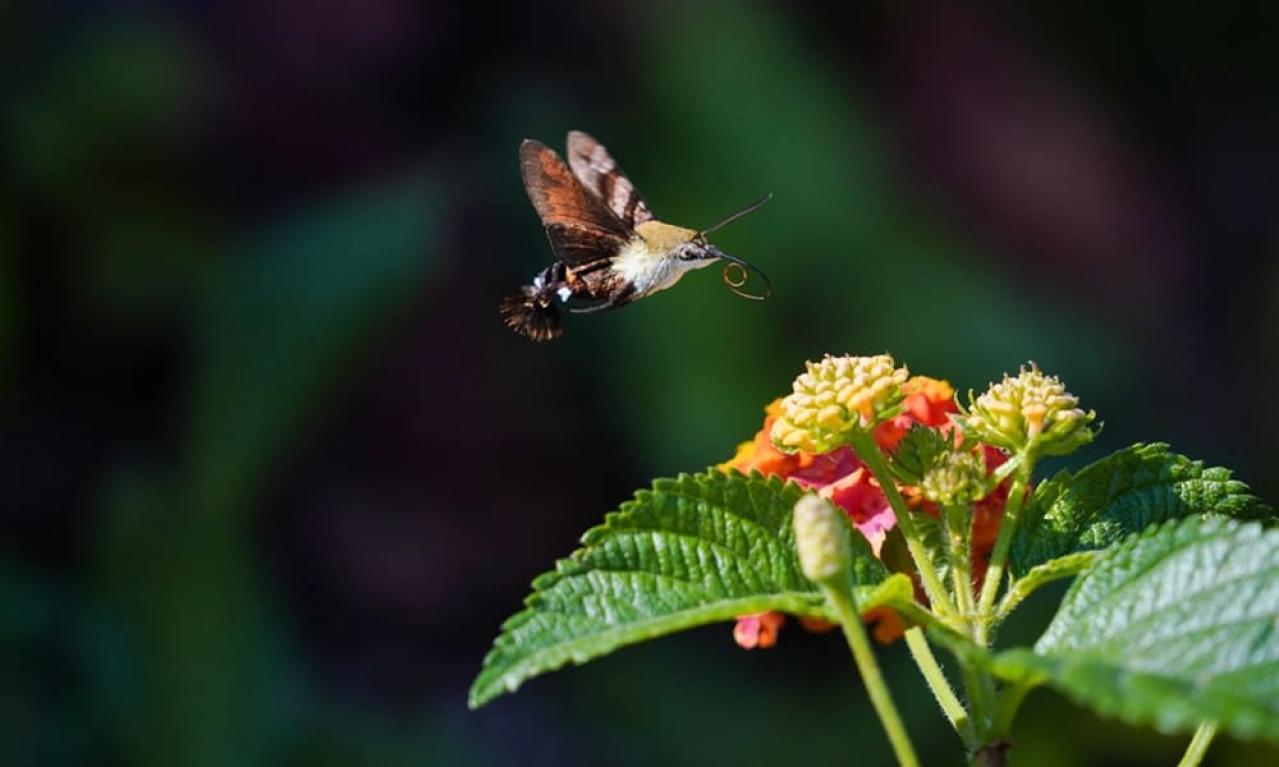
919;450;987;506
771;354;909;454
965;364;1096;457
793;494;851;584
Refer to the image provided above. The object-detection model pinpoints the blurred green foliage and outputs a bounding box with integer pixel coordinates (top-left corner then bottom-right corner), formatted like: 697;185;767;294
94;175;437;766
3;0;1278;765
587;3;1131;476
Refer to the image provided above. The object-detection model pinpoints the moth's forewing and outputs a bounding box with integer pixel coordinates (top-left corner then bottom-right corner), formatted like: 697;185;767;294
542;224;621;268
520;140;630;266
566;131;654;228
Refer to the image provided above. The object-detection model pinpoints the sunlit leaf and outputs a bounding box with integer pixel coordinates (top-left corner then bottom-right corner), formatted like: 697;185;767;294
469;470;899;708
1010;443;1271;578
976;517;1279;742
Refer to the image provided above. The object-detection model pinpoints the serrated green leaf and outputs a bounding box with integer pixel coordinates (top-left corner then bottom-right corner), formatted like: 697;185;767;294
992;516;1279;742
910;509;951;587
889;424;952;485
1010;443;1272;578
469;470;893;708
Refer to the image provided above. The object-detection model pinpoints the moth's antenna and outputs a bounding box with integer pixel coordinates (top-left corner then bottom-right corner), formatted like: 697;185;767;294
699;193;773;238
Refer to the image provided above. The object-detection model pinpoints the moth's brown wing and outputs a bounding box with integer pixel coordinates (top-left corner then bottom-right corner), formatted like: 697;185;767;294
566;130;655;228
521;139;630;266
541;224;618;268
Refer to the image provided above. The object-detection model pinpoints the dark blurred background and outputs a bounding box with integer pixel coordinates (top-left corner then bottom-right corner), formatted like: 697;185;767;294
3;1;1278;765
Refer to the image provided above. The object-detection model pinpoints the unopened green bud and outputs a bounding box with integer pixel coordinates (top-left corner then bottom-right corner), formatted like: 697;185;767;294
920;450;987;506
966;364;1096;457
771;354;909;454
793;494;852;583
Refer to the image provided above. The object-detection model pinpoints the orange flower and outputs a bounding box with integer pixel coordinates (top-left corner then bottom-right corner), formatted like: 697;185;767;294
719;399;806;478
723;404;893;556
724;378;964;649
973;445;1010;554
865;607;907;644
874;376;959;450
724;378;960;554
722;378;1024;648
968;444;1028;586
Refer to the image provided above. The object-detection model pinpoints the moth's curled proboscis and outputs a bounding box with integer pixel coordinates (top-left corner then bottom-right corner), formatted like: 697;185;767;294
721;260;772;301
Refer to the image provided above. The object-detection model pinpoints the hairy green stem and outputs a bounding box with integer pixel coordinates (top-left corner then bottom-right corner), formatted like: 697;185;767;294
962;664;996;741
940;502;998;736
993;553;1094;624
1176;722;1218;767
989;679;1032;739
975;461;1033;643
904;626;974;747
847;429;957;620
942;504;976;627
986;454;1022;487
993;584;1029;624
823;582;921;767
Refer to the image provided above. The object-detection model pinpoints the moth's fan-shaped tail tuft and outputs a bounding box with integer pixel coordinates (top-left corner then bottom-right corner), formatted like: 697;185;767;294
500;287;563;341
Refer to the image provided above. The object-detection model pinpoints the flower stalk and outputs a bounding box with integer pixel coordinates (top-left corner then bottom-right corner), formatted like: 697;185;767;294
904;626;975;748
847;428;958;621
1176;723;1218;767
767;358;1102;760
826;580;921;767
974;460;1032;644
794;495;921;767
941;504;976;627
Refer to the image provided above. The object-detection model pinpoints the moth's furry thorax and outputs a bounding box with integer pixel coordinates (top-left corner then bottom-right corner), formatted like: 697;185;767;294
634;220;698;250
611;220;713;298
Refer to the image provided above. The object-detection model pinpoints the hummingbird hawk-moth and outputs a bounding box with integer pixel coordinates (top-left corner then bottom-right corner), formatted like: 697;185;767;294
501;130;771;341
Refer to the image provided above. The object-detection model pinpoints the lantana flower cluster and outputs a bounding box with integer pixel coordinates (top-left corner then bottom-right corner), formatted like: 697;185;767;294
721;355;1082;650
963;363;1096;457
771;354;910;453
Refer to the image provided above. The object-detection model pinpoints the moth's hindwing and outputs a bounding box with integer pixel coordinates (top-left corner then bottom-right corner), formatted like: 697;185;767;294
520;139;630;265
566;130;654;228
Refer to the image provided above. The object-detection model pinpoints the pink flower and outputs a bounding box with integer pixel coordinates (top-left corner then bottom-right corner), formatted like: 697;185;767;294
722;377;1013;649
732;612;786;649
